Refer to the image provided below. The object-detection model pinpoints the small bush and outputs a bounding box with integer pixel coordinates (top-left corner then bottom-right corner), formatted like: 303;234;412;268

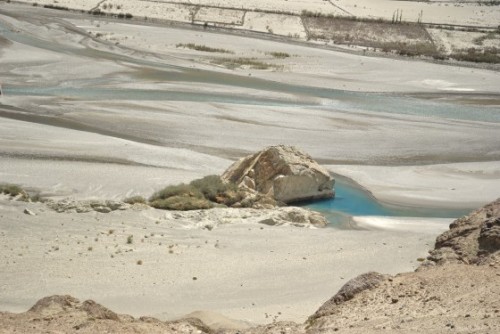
149;175;242;210
150;184;202;202
150;196;213;210
268;52;290;59
0;183;25;197
190;175;234;201
123;195;146;205
0;184;43;202
127;235;133;244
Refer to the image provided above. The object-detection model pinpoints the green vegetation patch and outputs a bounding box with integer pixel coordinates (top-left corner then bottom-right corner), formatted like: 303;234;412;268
149;175;242;210
176;43;234;54
0;183;26;197
123;195;147;205
211;57;280;70
0;183;41;202
451;47;500;64
267;52;290;59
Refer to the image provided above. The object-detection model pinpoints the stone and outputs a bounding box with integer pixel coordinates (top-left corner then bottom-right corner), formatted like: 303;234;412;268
48;200;130;214
23;208;35;216
257;207;327;227
222;145;334;204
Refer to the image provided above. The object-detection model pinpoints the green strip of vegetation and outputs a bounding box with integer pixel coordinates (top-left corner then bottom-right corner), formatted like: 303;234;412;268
176;43;234;54
267;52;290;59
211;57;280;70
43;4;69;11
451;47;500;64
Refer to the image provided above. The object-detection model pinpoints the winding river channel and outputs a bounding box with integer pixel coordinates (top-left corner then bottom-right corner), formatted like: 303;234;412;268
1;6;499;220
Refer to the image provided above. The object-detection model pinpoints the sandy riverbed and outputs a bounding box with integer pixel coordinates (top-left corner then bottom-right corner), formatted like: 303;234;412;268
0;3;499;328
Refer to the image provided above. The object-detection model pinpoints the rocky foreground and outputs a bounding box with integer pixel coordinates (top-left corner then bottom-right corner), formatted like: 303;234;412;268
1;199;498;333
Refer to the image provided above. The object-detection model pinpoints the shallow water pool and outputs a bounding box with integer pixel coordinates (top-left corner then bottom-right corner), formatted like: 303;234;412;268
301;175;471;220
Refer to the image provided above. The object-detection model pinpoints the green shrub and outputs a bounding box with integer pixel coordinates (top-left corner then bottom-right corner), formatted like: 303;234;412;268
150;195;213;210
267;52;290;59
149;175;242;210
150;184;202;202
0;183;44;202
0;183;25;197
123;195;147;205
190;175;233;201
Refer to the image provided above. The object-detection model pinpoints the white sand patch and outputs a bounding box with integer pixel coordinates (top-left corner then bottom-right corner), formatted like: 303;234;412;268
419;79;475;92
238;12;307;38
0;116;232;199
154;0;340;15
100;0;194;22
195;7;244;25
353;216;451;234
0;199;442;323
331;162;500;209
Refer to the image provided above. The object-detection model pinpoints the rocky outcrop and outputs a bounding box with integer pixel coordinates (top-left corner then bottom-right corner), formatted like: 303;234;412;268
425;198;500;266
222;145;334;204
47;199;134;213
302;198;500;333
308;272;387;322
0;295;210;334
163;206;328;229
303;263;500;334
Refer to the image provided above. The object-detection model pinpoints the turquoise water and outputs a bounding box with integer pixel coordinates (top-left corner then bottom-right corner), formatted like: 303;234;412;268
301;175;472;219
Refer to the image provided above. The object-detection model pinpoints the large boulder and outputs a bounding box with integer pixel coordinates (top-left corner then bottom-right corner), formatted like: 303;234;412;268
222;145;334;204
